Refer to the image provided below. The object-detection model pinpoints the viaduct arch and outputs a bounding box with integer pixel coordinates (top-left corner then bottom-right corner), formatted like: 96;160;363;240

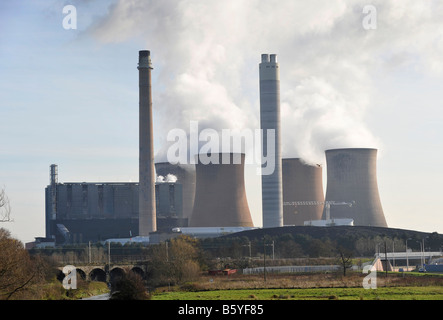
57;264;148;283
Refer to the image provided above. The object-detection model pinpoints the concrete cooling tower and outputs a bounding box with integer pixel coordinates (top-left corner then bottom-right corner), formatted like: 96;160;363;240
189;153;254;228
323;148;388;227
282;158;324;226
155;162;196;222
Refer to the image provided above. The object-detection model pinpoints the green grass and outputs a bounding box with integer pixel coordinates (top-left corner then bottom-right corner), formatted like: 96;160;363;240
152;286;443;300
37;279;109;300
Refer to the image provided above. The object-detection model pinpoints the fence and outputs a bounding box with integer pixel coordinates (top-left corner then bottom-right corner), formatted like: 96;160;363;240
242;265;341;274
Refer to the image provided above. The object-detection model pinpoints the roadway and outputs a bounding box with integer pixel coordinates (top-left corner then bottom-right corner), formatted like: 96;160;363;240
81;293;110;300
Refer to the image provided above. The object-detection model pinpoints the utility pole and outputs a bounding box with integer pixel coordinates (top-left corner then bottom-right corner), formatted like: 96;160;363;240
392;240;395;270
242;241;252;259
263;238;267;282
88;241;91;264
270;241;275;260
406;238;411;272
384;241;388;279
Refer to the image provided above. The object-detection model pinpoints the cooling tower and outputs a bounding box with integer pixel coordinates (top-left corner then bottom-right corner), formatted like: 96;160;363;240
155;162;196;221
282;158;324;225
323;148;388;227
189;153;254;227
260;53;283;228
138;50;156;235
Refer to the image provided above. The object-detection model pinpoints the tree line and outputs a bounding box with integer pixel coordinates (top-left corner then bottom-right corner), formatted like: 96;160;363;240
0;228;56;299
3;225;442;299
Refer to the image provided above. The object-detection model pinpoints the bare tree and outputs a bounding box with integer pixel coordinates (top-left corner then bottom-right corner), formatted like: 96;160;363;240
337;246;353;276
0;228;36;299
0;188;12;222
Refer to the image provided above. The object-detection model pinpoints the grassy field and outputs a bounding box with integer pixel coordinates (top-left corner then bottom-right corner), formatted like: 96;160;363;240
151;272;443;300
152;286;443;300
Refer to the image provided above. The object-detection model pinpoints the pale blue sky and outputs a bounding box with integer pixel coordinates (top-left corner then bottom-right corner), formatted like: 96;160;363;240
1;0;442;243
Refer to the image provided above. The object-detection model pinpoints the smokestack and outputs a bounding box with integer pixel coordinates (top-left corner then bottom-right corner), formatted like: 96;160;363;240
189;153;254;227
49;164;58;220
282;158;324;225
138;50;156;235
323;148;388;227
155;162;196;222
259;53;283;228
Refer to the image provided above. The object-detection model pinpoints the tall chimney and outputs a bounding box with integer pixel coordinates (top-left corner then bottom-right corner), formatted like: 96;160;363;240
138;50;156;235
259;53;283;227
49;164;58;220
323;148;388;227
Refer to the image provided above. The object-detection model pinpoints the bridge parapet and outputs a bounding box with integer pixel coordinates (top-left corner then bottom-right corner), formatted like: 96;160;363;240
57;263;148;282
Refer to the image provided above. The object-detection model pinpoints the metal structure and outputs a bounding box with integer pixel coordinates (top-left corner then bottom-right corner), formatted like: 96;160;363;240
284;200;354;226
282;158;324;225
260;53;283;228
284;200;353;220
323;148;388;227
155;162;196;222
138;50;156;235
189;153;254;228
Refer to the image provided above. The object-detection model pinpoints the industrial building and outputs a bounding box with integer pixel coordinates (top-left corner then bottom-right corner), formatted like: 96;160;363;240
45;165;186;244
155;162;196;221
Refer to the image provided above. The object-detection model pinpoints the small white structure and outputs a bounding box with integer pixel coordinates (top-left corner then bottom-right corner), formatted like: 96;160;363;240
304;218;354;227
103;236;150;245
172;227;258;238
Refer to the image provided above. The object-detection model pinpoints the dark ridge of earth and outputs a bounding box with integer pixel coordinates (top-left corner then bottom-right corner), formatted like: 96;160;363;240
221;225;440;241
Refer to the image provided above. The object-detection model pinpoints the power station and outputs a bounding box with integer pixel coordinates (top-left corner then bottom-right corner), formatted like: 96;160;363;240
42;50;391;246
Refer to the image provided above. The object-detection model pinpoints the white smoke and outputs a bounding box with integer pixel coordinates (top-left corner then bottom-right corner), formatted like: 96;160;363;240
156;174;178;183
165;174;178;183
89;0;443;165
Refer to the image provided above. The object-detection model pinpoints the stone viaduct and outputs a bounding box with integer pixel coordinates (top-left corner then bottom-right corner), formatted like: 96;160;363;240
57;263;148;283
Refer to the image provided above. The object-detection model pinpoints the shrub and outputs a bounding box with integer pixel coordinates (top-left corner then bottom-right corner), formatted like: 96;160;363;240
110;272;150;300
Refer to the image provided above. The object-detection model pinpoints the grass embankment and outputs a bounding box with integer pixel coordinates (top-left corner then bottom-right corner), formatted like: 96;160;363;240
21;279;109;300
152;286;443;300
151;272;443;300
